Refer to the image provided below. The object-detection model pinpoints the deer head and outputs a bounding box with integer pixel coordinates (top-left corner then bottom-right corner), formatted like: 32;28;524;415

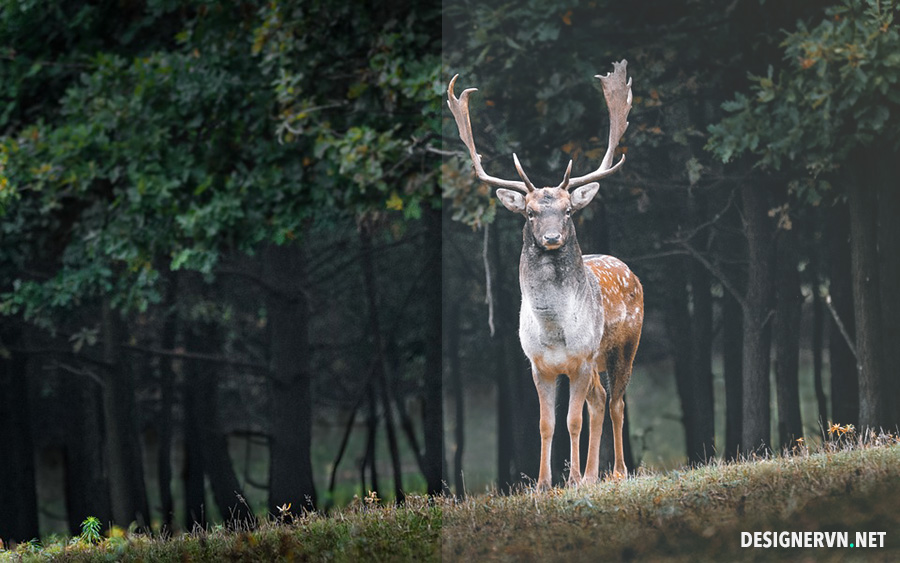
447;60;633;252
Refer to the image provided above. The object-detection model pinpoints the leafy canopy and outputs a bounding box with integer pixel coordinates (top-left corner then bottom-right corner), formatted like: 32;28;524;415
706;0;900;177
0;1;440;326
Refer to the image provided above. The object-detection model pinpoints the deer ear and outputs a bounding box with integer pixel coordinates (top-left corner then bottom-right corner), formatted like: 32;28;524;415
496;188;526;214
571;182;600;211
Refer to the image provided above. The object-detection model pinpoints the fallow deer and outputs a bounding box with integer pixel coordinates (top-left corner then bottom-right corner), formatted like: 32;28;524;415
448;61;643;489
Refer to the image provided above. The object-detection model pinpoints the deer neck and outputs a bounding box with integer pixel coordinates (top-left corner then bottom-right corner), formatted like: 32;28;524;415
519;222;587;315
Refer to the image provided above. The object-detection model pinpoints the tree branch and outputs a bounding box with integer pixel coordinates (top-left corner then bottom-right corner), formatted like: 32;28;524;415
122;344;267;371
824;293;858;360
674;238;747;308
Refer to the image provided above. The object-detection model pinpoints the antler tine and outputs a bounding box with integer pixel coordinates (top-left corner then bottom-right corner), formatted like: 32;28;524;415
566;60;633;190
512;153;536;192
556;159;573;191
447;75;530;193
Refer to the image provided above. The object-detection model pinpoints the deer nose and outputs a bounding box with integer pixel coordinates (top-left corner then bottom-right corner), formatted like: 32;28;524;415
543;233;561;246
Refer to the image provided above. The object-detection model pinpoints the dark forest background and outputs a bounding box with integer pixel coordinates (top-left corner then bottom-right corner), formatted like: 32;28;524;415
2;0;899;545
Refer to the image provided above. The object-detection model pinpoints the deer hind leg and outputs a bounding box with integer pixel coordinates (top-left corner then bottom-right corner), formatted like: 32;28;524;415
582;368;607;484
565;367;592;486
609;344;637;479
532;369;557;490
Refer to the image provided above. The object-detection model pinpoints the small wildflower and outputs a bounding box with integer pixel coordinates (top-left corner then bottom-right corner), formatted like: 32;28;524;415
277;502;292;523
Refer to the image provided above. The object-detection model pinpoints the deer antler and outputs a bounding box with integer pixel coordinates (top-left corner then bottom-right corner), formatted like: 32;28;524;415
564;60;633;191
447;75;533;193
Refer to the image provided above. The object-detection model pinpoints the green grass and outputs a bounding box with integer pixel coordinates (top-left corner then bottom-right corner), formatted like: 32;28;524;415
443;437;900;562
7;438;898;562
1;494;441;562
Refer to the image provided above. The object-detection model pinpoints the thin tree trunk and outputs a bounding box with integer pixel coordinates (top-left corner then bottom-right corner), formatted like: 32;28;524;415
359;222;404;504
847;165;888;430
773;228;803;449
489;219;515;491
808;221;827;429
720;205;745;459
811;271;828;429
688;266;715;462
422;202;445;495
62;361;111;535
362;387;380;496
827;200;858;427
264;244;317;511
723;291;744;459
185;320;254;528
665;257;697;461
876;160;900;429
183;366;207;530
553;376;568;484
101;301;150;529
157;274;178;534
740;181;775;454
446;304;466;496
688;191;715;463
0;332;40;544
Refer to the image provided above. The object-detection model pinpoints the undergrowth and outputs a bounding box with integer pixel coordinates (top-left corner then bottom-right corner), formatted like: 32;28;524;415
2;429;898;562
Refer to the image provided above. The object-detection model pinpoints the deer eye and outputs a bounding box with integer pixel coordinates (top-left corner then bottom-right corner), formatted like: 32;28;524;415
527;209;534;219
565;208;571;217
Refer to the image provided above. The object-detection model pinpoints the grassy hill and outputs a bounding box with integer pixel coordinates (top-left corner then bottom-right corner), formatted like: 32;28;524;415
4;439;899;562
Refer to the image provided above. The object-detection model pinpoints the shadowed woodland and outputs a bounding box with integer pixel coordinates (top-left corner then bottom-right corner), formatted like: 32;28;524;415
2;0;900;547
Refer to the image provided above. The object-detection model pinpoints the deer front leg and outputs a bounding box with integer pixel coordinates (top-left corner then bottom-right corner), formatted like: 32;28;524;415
532;370;557;490
565;367;591;486
583;372;607;484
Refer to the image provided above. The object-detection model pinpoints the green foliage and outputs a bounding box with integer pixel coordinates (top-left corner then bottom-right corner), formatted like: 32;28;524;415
707;0;900;177
253;1;441;218
78;517;102;545
0;0;440;327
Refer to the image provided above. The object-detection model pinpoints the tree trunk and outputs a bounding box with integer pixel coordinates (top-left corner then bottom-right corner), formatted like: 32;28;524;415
362;387;380;497
264;244;317;511
847;164;888;431
446;303;466;496
722;291;743;459
688;190;715;462
876;161;900;429
359;222;405;504
0;333;40;544
664;256;697;461
157;273;178;533
773;228;803;449
101;301;150;529
185;318;253;528
552;376;568;484
720;205;745;459
740;181;775;454
811;270;828;429
489;219;516;491
62;362;111;535
183;364;207;530
827;200;858;427
422;203;445;495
